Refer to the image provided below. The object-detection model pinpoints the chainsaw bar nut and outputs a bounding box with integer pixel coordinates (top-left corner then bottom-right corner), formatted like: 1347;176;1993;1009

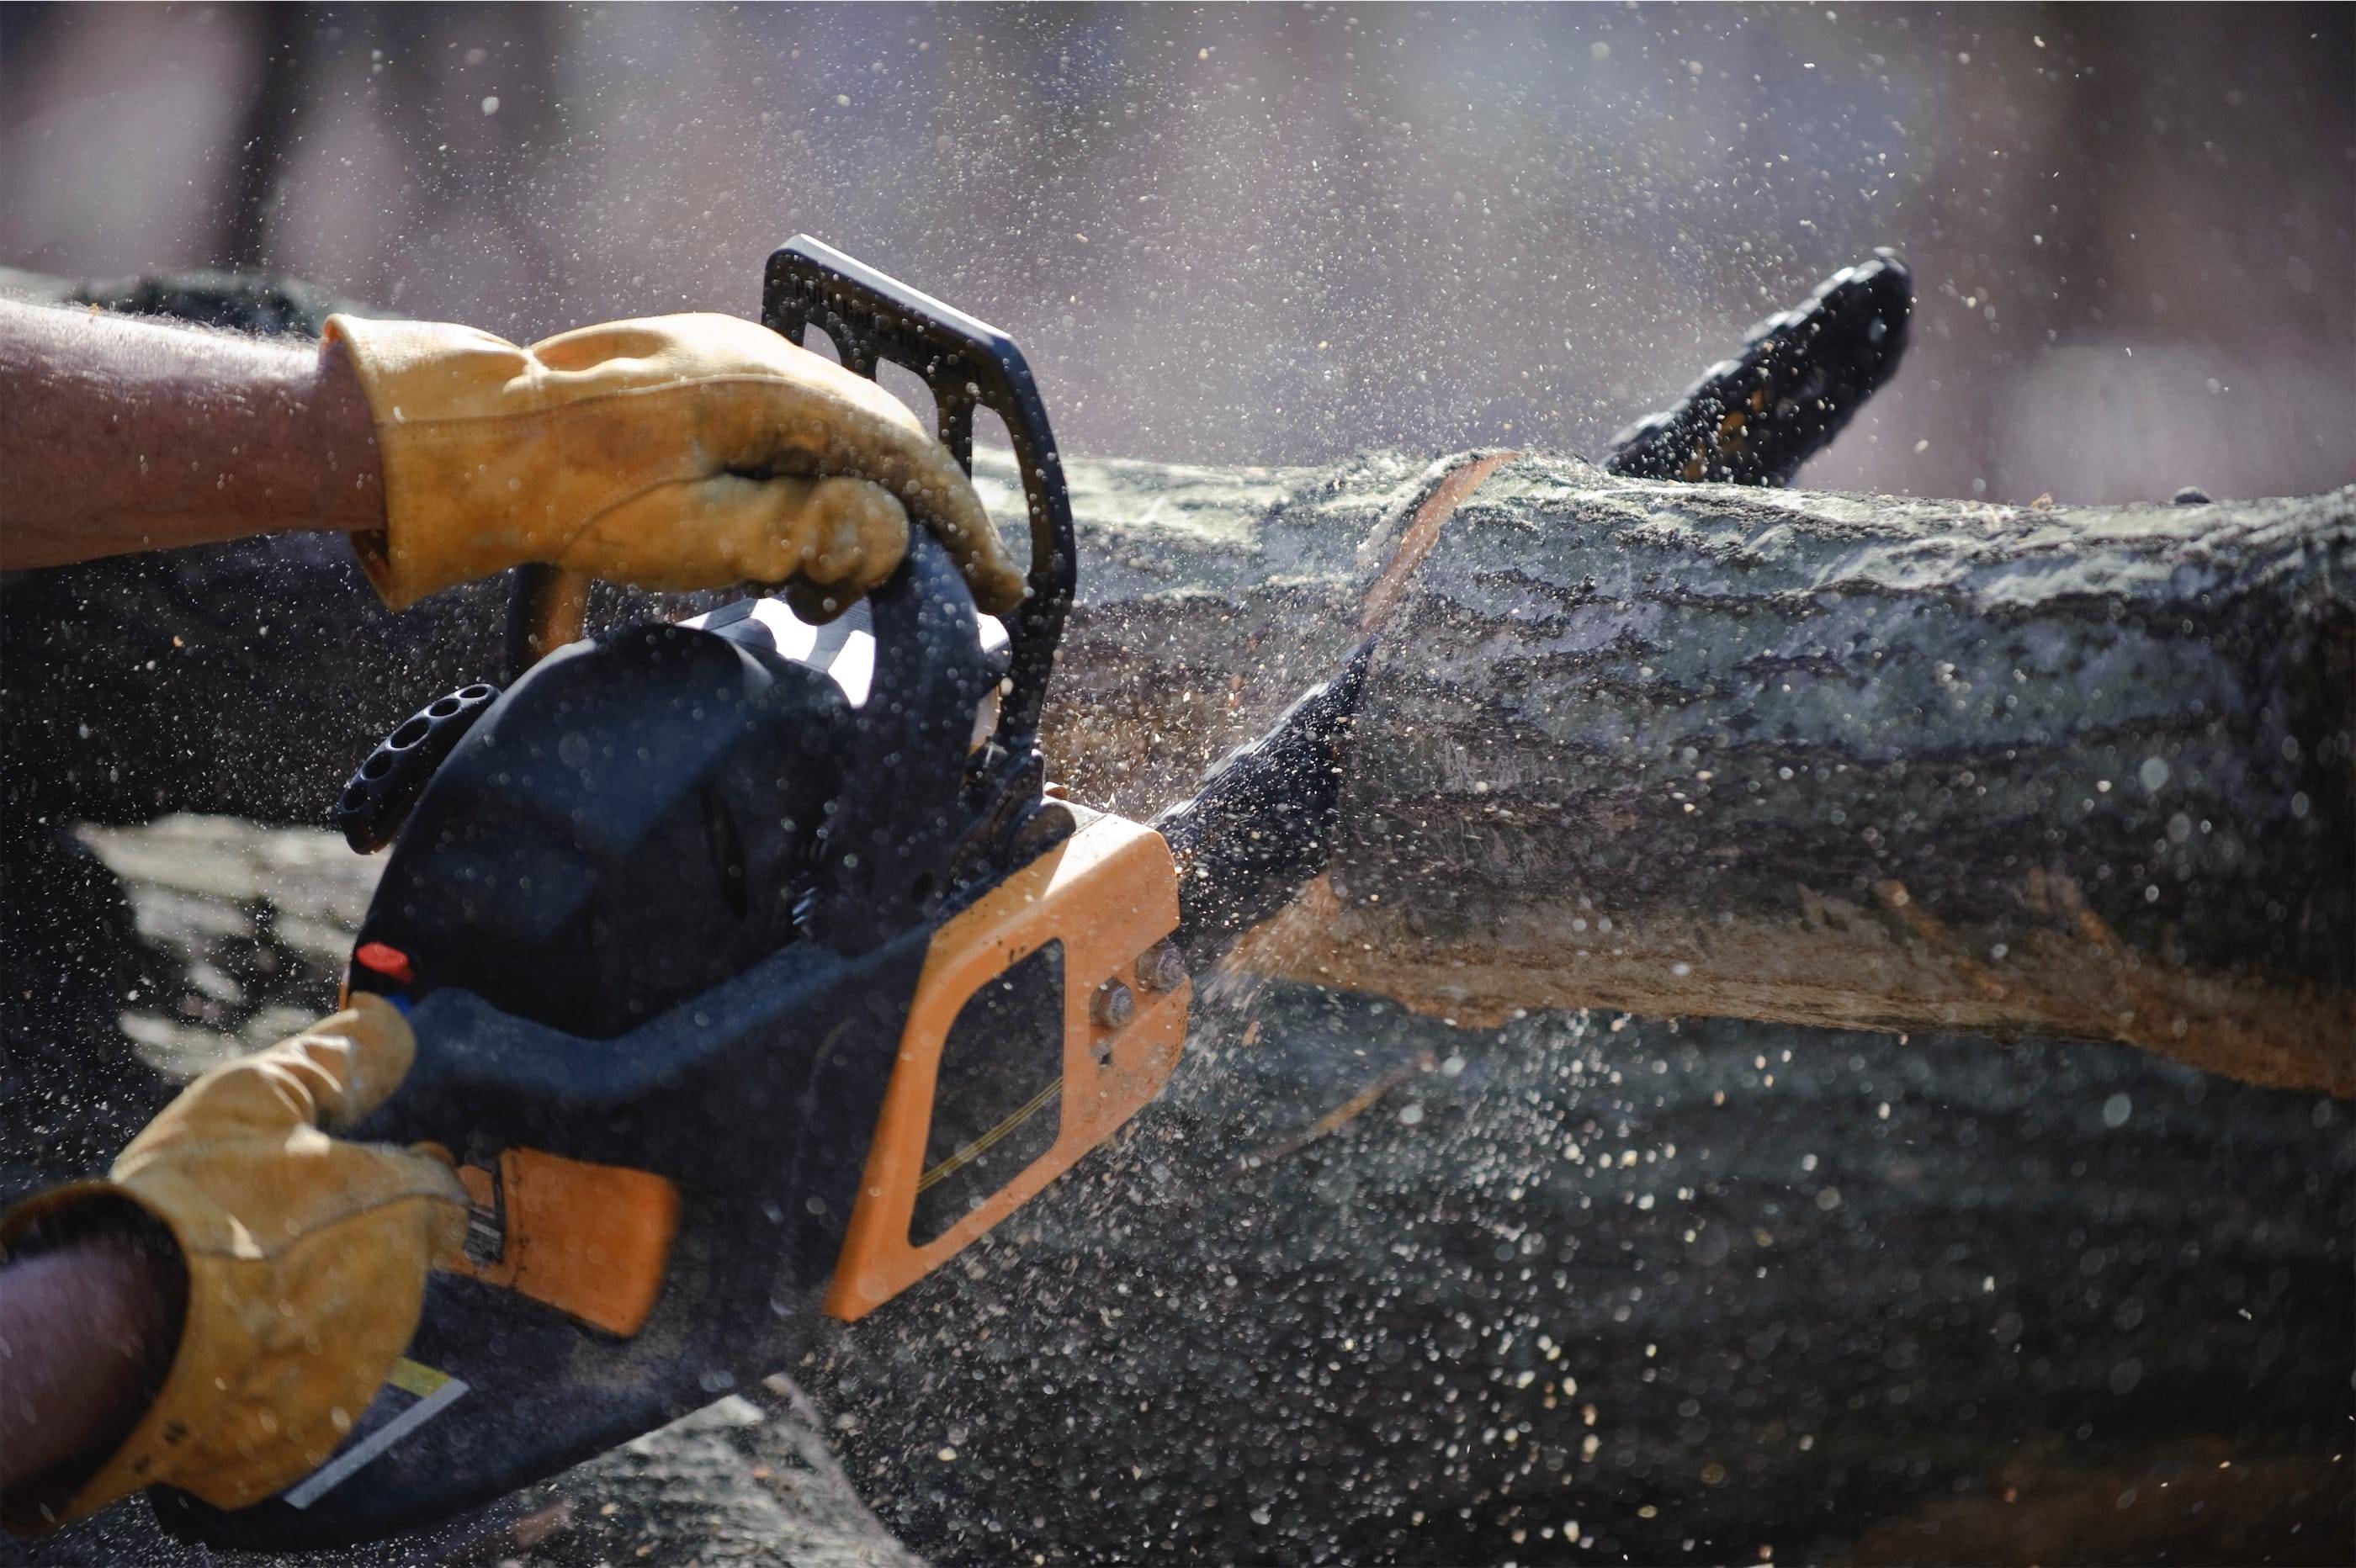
1091;978;1136;1030
1133;940;1187;994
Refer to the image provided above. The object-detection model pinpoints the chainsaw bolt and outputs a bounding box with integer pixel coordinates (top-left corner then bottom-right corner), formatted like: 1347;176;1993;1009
1091;979;1135;1030
1133;940;1187;993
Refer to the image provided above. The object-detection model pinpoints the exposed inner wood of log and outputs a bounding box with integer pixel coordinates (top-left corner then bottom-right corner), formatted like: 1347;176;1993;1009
1230;870;2347;1096
1356;449;1518;634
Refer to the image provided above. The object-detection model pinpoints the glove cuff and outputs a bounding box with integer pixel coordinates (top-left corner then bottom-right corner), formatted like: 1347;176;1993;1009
324;314;546;610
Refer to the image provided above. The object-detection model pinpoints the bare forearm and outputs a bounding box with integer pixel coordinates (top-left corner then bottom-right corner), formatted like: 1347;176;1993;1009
0;296;382;569
0;1238;181;1498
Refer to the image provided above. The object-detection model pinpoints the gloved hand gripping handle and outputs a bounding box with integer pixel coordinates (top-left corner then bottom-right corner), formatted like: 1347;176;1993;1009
496;233;1080;712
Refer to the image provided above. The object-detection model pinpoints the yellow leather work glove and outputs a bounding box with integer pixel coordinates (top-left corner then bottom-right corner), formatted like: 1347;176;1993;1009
0;997;467;1533
326;311;1028;619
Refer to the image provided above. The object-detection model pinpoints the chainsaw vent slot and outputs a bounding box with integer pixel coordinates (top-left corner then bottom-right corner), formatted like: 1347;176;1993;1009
911;941;1064;1247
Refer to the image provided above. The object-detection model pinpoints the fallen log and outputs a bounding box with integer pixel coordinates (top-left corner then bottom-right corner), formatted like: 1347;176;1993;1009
887;453;2354;1565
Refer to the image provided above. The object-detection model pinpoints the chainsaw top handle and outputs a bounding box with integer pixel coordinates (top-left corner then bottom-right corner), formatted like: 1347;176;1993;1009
763;235;1076;751
501;239;1078;739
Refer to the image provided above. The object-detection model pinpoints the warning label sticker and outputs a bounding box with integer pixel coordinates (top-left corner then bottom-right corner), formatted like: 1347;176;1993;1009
282;1357;470;1510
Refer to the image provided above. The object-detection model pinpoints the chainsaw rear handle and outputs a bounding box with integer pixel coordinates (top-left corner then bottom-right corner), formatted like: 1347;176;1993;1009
158;927;935;1553
361;935;923;1221
763;234;1076;750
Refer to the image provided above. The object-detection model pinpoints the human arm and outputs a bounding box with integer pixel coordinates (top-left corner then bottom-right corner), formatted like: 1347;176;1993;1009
0;1232;183;1503
0;296;1024;615
0;295;381;567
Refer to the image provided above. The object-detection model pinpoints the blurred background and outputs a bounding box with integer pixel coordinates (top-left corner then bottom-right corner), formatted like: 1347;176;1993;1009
3;2;2349;504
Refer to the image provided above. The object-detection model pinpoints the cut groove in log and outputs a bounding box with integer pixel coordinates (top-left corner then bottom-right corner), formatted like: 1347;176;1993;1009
1358;450;1519;634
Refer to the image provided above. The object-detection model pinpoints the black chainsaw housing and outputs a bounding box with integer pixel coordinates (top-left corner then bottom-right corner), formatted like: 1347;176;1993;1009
349;625;852;1040
152;535;996;1552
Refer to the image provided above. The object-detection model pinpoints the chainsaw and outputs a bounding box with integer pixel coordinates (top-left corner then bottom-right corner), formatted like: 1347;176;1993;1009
150;238;1366;1551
